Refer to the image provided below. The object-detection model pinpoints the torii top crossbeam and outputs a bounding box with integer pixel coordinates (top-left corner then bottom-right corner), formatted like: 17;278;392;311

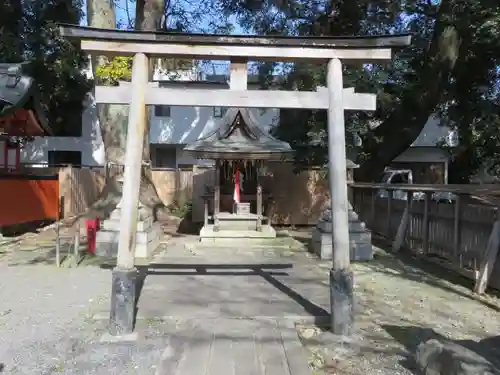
58;23;410;61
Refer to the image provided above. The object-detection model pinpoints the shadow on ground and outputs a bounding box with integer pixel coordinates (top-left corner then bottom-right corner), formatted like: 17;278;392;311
101;262;330;329
383;324;500;371
363;236;500;313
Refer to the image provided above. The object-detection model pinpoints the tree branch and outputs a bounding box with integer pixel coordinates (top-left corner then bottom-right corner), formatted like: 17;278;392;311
357;0;458;181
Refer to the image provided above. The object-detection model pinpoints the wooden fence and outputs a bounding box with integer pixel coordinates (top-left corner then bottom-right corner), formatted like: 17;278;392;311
351;183;500;293
58;163;330;226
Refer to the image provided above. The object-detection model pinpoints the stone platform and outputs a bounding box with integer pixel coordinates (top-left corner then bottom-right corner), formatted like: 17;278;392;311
310;204;372;261
96;204;161;259
199;212;277;243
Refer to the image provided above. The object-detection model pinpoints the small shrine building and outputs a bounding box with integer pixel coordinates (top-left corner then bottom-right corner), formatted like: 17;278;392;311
184;107;293;241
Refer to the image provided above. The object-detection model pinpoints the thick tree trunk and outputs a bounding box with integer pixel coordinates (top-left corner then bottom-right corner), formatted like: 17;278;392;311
357;0;458;181
136;0;164;162
133;0;173;221
86;0;125;215
87;0;172;221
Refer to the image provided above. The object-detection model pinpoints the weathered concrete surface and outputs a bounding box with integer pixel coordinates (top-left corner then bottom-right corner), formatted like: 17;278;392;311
416;338;500;375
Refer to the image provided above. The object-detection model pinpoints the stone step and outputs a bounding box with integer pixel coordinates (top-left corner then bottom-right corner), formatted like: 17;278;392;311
215;213;268;231
95;223;161;259
310;227;373;261
96;223;160;245
96;236;159;259
318;219;367;233
110;207;150;222
199;224;276;240
101;216;153;232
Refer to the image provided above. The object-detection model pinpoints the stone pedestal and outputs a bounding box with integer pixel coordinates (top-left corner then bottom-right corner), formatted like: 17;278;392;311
310;202;372;261
234;202;250;215
96;200;161;259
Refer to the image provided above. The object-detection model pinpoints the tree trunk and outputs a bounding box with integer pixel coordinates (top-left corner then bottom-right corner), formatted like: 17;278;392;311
357;0;458;181
86;0;125;216
136;0;164;162
133;0;174;221
87;0;172;221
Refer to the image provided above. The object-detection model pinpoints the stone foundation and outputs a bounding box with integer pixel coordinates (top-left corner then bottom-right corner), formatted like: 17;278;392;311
310;203;372;261
96;203;161;259
200;211;277;243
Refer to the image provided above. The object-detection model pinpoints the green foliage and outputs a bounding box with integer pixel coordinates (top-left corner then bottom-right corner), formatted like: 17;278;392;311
168;200;193;219
216;0;500;181
0;0;91;136
95;57;133;86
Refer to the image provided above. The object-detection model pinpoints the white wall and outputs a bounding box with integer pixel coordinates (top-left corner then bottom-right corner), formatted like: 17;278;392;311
21;74;280;168
21;92;105;167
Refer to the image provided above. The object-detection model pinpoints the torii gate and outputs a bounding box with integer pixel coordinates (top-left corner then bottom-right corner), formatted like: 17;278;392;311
59;24;410;337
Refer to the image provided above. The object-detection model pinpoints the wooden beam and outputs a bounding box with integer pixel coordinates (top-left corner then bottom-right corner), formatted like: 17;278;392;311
393;191;413;252
81;40;392;61
94;86;377;111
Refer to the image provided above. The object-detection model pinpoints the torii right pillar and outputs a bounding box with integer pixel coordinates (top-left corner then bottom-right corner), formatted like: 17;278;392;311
326;58;354;336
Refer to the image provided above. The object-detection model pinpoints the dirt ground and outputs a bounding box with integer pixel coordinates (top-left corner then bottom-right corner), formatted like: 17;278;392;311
2;225;500;375
289;230;500;375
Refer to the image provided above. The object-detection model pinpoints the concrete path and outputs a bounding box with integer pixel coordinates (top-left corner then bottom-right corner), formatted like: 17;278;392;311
91;237;324;375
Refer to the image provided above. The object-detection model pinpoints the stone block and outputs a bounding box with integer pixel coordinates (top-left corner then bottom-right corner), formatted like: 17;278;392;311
96;222;161;259
101;216;153;232
310;205;372;261
110;206;150;222
318;219;366;233
199;224;276;241
415;338;500;375
310;226;372;261
234;202;251;215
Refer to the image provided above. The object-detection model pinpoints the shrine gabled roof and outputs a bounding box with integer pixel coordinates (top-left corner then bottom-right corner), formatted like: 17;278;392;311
183;108;294;160
58;24;411;49
0;63;52;136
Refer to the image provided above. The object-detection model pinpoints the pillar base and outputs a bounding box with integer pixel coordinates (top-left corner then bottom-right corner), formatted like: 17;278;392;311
329;268;354;336
109;267;138;336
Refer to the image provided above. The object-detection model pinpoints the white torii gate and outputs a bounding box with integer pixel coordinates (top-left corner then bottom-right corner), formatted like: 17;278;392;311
59;24;410;337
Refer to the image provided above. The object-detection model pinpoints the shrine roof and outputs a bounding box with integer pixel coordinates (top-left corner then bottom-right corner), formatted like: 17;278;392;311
58;24;411;49
183;108;293;161
0;63;52;136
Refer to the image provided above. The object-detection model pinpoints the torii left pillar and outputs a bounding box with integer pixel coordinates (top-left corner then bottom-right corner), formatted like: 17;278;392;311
109;52;149;336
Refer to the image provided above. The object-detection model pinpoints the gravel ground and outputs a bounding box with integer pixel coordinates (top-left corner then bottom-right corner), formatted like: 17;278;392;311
296;247;500;375
2;227;500;375
0;264;111;374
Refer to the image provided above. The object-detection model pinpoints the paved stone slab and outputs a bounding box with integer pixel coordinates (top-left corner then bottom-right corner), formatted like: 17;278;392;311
154;318;310;375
